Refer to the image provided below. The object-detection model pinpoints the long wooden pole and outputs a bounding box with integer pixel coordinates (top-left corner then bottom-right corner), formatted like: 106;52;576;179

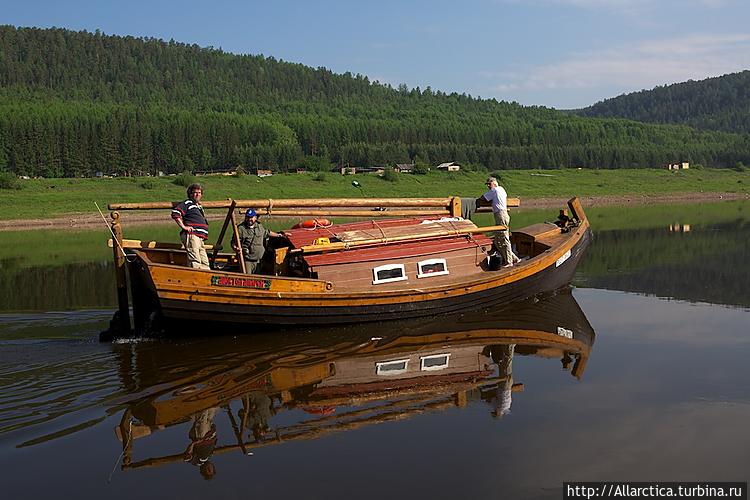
109;198;453;210
255;209;452;217
108;197;521;211
230;210;247;274
211;199;236;266
109;239;215;250
225;406;249;456
294;224;507;254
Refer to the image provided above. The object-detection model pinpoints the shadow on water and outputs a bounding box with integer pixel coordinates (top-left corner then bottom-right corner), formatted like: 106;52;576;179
1;290;593;461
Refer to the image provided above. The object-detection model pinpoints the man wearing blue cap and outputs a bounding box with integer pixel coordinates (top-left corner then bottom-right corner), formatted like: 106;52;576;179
231;208;285;274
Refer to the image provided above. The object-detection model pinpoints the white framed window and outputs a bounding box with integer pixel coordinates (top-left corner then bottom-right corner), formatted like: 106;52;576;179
416;258;449;278
372;263;407;284
376;358;409;375
420;353;451;371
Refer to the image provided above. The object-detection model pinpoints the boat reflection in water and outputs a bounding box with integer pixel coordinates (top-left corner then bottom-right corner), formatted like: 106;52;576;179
113;288;594;477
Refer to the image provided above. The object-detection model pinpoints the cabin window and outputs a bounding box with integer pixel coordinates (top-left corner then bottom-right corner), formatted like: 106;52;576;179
416;258;449;278
376;358;409;375
420;353;451;371
372;264;407;284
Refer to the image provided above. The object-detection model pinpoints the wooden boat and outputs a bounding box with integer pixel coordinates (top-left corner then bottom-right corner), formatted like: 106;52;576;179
113;290;595;470
106;196;591;332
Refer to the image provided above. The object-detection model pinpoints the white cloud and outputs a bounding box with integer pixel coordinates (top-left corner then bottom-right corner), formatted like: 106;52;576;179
485;33;750;104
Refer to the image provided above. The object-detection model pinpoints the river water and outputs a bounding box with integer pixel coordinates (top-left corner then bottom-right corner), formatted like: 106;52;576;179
1;202;748;499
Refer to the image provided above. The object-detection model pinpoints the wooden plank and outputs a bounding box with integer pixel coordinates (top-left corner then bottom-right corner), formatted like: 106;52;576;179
108;198;455;210
108;197;520;211
567;197;586;221
108;238;215;250
335;219;477;244
514;223;561;239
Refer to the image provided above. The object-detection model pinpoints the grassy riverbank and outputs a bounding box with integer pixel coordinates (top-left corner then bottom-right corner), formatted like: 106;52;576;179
1;168;748;220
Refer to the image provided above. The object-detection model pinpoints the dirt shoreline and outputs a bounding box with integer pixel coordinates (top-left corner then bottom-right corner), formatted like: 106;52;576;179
1;192;747;231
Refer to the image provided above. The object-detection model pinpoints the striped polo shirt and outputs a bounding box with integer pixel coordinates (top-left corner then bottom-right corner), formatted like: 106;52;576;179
171;199;209;240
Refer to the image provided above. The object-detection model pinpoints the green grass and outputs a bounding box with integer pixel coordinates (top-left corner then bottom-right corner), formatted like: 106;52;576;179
1;168;748;220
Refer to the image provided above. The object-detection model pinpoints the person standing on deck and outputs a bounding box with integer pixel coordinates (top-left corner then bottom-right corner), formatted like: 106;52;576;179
172;183;210;270
232;208;285;274
478;177;519;268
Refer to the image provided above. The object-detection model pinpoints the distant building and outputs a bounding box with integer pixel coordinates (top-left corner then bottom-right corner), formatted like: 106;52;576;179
255;168;273;177
436;161;461;172
394;163;414;173
664;162;689;170
296;168;308;174
358;166;385;174
335;165;357;175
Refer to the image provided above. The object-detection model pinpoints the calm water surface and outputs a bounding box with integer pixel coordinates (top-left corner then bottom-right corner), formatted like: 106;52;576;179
1;202;748;499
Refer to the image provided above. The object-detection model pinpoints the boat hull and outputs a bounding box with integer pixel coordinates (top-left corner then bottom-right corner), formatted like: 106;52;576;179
132;226;591;327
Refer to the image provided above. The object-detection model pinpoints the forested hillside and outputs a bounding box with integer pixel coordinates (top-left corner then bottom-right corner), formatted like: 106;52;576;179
576;71;750;134
1;26;749;178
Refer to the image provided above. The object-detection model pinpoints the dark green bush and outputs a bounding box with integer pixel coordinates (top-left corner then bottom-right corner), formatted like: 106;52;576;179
380;168;399;182
412;164;430;175
0;171;21;190
172;171;196;187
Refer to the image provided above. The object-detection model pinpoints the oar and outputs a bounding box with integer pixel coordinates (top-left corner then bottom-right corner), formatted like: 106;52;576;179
210;199;237;267
224;406;250;456
230;208;247;274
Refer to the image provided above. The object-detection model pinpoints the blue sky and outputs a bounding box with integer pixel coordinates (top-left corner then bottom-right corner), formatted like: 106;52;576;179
3;0;750;109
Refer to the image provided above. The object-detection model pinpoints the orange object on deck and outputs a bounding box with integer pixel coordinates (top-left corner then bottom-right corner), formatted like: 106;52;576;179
293;218;332;229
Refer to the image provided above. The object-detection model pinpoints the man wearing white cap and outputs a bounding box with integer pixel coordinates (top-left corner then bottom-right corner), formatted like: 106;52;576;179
479;177;520;268
232;208;285;274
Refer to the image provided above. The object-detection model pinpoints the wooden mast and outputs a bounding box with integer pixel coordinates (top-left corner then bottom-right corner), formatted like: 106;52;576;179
110;211;131;334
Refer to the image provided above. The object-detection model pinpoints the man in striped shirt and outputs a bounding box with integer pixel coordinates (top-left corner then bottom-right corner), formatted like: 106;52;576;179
172;183;210;269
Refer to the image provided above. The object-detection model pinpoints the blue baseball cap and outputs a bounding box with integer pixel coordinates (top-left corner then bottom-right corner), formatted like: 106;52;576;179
245;208;257;218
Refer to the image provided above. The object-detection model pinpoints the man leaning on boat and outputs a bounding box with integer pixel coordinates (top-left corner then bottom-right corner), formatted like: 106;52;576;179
479;177;520;268
232;208;285;274
171;183;210;270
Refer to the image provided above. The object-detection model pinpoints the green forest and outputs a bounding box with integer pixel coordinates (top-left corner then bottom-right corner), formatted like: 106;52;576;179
576;71;750;134
1;25;749;178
